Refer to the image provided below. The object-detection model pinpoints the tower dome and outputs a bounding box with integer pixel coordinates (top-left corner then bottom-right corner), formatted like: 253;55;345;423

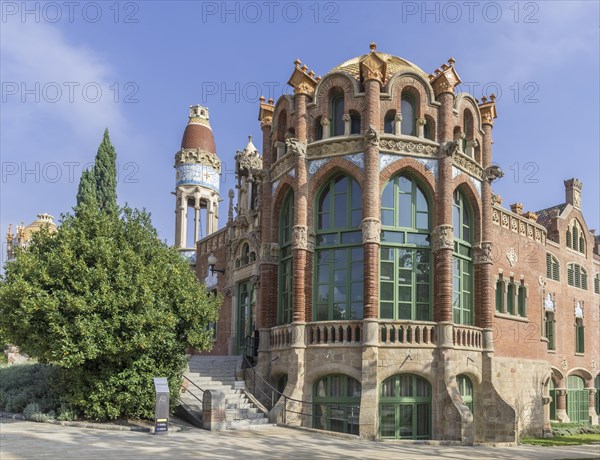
180;105;217;153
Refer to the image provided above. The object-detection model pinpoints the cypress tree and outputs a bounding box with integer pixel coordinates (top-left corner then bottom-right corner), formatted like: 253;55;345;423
75;168;97;209
93;129;118;214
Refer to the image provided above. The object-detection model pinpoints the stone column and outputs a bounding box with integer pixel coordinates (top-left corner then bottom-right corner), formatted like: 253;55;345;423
588;389;598;425
434;89;455;345
555;389;569;423
202;390;227;431
478;97;499;349
357;52;383;439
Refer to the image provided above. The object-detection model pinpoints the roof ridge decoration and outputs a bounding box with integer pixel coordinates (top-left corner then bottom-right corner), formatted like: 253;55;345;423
429;57;461;97
258;95;275;127
478;94;498;126
359;42;387;85
287;59;319;96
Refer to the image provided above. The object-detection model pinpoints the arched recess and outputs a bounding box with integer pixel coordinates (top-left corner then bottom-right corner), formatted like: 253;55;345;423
312;374;361;435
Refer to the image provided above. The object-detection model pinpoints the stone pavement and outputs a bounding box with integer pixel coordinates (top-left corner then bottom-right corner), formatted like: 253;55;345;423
1;418;599;460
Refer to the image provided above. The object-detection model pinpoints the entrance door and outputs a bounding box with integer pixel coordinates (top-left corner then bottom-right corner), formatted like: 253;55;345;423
236;281;255;355
567;375;588;423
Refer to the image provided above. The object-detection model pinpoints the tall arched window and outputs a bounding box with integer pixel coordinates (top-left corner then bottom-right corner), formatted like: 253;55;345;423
495;275;505;313
568;263;587;290
330;90;345;137
517;282;527;317
379;374;431;440
313;374;361;435
452;190;473;325
314;116;323;141
380;175;431;320
463;111;473;155
546;253;560;281
315;174;363;321
350;110;361;134
457;374;473;412
278;192;294;325
566;375;588;423
384;110;396;134
567;220;586;255
401;94;416;136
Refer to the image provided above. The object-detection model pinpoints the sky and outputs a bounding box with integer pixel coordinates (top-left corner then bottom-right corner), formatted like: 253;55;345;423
1;0;599;265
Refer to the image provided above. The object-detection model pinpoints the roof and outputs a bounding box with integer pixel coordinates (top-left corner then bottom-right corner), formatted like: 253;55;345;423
330;53;428;81
181;122;217;153
535;204;567;229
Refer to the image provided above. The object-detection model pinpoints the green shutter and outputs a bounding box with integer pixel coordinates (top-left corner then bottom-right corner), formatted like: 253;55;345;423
553;259;559;281
568;265;574;286
495;280;503;312
582;270;587;290
518;285;526;316
546;319;555;350
576;325;585;353
546;253;552;278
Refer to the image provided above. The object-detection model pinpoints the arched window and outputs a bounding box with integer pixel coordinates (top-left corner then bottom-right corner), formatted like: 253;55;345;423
384;110;396;134
567;263;587;290
315;116;323;141
452;190;473;325
495;276;505;313
315;174;363;321
544;293;556;351
237;281;255;354
330;90;345;137
566;220;586;255
350;110;361;135
380;175;431;320
278;192;294;325
517;282;527;317
423;116;434;141
463;111;473;156
313;374;361;435
457;374;473;412
506;278;516;315
241;242;250;266
379;374;431;440
546;253;560;281
566;375;588;423
401;94;416;136
575;314;585;354
595;375;600;417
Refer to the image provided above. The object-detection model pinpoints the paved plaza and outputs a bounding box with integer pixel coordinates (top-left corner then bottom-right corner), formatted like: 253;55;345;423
1;419;599;460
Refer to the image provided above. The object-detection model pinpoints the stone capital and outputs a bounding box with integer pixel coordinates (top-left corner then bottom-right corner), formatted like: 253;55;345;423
292;225;313;252
364;125;380;147
432;225;454;252
474;242;493;265
362;218;381;244
285;138;307;160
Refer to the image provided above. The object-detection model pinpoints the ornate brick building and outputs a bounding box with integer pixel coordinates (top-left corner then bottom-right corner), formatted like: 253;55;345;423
180;44;600;443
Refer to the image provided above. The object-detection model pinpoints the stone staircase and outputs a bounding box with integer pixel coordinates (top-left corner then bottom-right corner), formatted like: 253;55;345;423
179;355;271;430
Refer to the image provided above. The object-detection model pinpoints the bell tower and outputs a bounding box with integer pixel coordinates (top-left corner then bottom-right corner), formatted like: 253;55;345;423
174;105;221;250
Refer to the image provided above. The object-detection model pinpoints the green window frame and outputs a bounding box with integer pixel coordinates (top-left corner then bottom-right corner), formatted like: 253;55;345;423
278;192;294;325
546;253;560;281
568;264;587;290
457;374;474;412
495;276;504;313
517;283;526;317
330;91;345;137
315;174;363;321
380;175;431;321
379;374;431;440
594;274;599;295
400;93;416;136
566;375;588;423
313;374;361;435
506;279;516;315
237;281;255;355
452;190;473;325
549;379;557;421
545;311;556;351
575;320;585;354
384;110;395;134
595;375;600;417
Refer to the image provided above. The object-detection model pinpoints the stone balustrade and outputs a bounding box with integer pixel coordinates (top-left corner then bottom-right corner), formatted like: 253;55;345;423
379;321;437;347
270;324;293;349
306;321;362;346
452;324;483;350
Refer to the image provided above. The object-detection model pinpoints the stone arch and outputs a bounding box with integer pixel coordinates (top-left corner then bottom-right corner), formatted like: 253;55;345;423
379;157;437;195
567;368;594;386
271;180;295;245
551;367;566;387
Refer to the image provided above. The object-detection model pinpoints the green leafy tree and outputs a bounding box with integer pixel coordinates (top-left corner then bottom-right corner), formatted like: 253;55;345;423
93;128;118;214
0;133;219;421
75;168;97;209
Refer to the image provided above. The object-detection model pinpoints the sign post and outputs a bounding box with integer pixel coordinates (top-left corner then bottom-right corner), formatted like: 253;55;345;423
153;377;170;435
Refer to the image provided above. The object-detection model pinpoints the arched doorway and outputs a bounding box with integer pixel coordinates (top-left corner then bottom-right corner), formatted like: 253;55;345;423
313;374;361;435
567;375;588;423
379;374;432;439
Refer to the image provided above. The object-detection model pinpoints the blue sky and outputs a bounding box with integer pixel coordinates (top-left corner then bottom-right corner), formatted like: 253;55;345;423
1;1;599;263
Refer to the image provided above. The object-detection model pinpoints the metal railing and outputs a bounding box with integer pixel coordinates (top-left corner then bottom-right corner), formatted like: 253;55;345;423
242;355;360;433
180;375;205;410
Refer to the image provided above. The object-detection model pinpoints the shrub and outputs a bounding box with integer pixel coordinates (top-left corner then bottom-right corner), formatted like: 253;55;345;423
23;402;52;422
0;363;61;414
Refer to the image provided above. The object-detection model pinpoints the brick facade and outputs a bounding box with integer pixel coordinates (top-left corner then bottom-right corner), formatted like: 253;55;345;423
184;45;599;444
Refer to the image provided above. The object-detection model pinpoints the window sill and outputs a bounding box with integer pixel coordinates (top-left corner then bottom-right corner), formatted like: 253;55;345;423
494;313;529;323
575;352;585;357
547;349;556;354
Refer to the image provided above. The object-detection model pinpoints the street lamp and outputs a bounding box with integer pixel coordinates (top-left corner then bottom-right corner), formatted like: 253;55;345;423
207;253;225;275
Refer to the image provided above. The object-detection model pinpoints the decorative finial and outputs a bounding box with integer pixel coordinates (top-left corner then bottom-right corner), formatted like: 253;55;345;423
308;70;315;78
490;93;496;102
448;57;455;65
259;95;265;103
370;42;377;51
481;95;488;103
294;58;301;67
267;98;274;105
248;135;252;142
315;76;321;82
301;64;308;72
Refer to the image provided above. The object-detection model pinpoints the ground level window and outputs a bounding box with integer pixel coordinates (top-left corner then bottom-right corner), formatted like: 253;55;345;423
457;374;473;412
313;374;361;435
566;375;588;423
379;374;431;440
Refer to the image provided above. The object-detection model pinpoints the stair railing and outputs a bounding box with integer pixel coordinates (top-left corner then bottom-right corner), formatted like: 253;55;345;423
241;355;359;434
180;374;205;409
